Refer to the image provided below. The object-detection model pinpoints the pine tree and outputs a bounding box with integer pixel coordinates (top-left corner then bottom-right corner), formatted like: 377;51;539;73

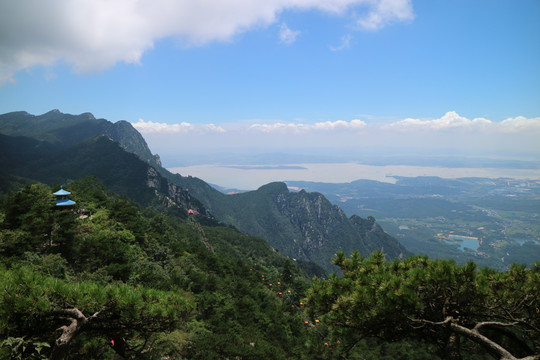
306;251;540;360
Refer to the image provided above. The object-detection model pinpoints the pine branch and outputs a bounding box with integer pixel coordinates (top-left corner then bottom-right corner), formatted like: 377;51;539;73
49;307;102;360
409;317;540;360
473;321;519;331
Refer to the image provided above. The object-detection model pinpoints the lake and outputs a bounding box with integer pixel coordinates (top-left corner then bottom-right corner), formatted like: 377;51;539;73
168;163;540;191
445;235;480;252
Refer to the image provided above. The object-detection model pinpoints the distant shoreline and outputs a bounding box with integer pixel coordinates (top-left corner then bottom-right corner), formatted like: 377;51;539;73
222;165;307;170
169;163;540;191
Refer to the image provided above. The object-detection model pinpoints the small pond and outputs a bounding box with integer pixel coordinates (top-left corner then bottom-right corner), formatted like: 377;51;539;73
443;235;479;251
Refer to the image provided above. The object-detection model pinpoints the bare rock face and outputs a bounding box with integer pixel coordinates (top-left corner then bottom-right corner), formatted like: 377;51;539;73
153;154;162;167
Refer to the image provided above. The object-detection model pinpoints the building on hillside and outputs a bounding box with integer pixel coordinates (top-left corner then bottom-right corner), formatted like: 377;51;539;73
53;186;76;208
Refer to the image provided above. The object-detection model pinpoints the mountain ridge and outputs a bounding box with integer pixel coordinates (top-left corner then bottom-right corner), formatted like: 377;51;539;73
0;109;161;168
0;109;410;271
174;179;410;272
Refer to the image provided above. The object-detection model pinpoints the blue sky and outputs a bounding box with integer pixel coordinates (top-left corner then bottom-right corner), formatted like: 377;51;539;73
1;0;540;169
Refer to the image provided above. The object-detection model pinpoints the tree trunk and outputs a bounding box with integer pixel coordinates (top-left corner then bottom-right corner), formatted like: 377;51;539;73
448;319;540;360
49;308;100;360
110;336;129;359
445;332;462;360
414;317;540;360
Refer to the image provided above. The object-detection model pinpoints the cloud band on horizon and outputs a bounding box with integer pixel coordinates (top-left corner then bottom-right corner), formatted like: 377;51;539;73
131;111;540;159
132;112;540;135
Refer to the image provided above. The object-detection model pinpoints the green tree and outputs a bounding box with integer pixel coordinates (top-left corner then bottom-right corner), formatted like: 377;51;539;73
306;251;540;360
0;178;318;359
73;209;138;281
1;184;54;257
2;183;54;234
0;265;194;360
50;209;78;261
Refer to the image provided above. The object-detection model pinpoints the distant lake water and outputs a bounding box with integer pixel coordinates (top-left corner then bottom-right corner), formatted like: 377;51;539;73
444;235;480;252
168;163;540;191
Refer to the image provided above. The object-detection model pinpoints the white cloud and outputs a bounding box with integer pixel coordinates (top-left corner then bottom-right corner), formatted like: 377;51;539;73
279;23;300;45
249;122;310;133
133;119;227;134
133;112;540;140
0;0;415;84
313;119;366;130
249;119;366;133
133;119;195;133
329;34;352;51
203;123;227;133
131;112;540;164
384;111;540;134
356;0;415;30
500;116;540;132
385;111;491;131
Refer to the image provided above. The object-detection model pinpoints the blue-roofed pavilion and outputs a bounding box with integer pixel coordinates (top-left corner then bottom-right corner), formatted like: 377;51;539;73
53;186;76;207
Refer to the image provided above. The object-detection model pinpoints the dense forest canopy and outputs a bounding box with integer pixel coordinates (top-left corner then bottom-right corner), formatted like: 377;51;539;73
1;178;538;359
306;251;540;360
0;178;317;359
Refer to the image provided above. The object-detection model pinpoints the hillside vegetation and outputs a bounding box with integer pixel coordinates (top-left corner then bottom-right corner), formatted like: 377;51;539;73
0;109;408;273
287;177;540;270
2;179;539;360
0;178;317;359
1;110;539;359
175;178;409;273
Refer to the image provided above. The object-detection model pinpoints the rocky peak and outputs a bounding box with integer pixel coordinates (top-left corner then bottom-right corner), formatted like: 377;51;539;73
81;112;96;120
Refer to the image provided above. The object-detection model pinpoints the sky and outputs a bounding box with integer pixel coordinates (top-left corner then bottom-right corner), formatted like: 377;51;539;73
1;0;540;174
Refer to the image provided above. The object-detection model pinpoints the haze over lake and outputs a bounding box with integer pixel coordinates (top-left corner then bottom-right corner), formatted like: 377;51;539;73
169;163;540;191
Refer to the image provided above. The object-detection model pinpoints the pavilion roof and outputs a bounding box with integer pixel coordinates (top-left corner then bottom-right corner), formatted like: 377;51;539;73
53;187;71;196
56;199;76;206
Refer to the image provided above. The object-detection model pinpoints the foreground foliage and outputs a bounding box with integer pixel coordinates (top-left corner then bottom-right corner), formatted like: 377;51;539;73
0;178;316;359
306;251;540;360
1;178;539;359
0;265;193;359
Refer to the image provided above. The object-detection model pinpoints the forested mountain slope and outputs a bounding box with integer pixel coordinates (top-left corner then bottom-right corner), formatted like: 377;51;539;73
287;177;540;270
0;177;318;359
0;109;408;272
177;179;409;272
1;110;538;360
0;131;206;219
0;109;160;168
